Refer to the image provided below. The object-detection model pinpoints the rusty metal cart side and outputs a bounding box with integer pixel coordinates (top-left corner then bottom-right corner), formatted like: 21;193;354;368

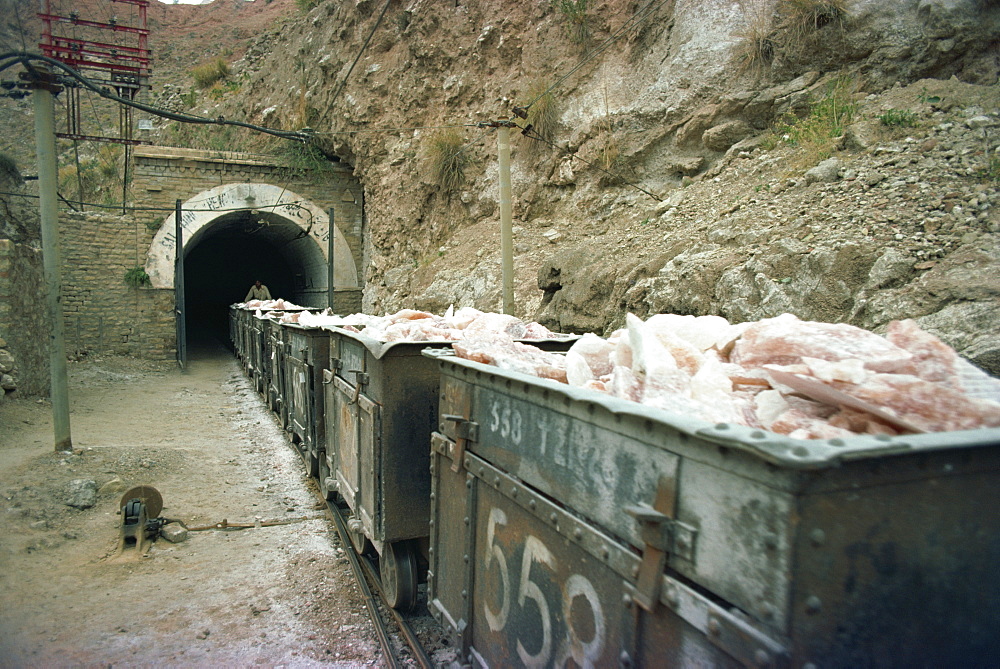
425;350;1000;667
282;322;330;477
321;328;578;611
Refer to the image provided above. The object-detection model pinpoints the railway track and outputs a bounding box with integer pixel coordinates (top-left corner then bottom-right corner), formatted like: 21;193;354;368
320;489;451;668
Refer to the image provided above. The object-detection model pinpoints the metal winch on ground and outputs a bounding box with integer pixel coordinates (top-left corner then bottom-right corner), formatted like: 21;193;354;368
118;485;165;553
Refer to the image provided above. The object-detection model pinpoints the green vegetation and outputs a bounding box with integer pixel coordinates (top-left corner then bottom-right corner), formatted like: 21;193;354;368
426;130;470;194
58;144;123;205
733;0;851;72
123;266;151;288
772;74;858;167
878;109;918;128
982;154;1000;184
191;57;230;89
522;80;559;150
552;0;590;45
0;153;21;183
295;0;320;11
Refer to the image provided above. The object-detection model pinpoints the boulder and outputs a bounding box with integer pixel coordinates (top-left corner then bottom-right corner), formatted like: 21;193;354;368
65;479;97;509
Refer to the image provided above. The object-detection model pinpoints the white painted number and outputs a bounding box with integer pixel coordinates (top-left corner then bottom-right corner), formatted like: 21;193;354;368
516;536;555;667
483;507;510;632
488;400;522;446
482;506;606;667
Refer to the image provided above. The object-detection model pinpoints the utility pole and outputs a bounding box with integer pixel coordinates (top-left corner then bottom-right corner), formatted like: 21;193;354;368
492;119;517;315
327;207;336;311
26;66;72;452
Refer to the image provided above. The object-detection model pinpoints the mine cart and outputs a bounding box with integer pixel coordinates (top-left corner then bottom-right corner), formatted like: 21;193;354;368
424;350;1000;668
282;322;330;477
264;318;287;416
228;306;241;359
246;312;270;392
321;328;576;611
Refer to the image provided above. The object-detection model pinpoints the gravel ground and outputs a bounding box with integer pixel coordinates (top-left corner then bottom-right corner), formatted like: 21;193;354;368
0;343;388;667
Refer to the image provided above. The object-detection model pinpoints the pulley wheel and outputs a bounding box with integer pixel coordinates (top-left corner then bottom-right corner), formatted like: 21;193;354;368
119;485;163;519
381;540;418;612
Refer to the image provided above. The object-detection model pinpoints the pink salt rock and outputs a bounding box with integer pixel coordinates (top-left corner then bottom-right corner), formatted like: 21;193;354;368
387;308;436;323
833;373;1000;433
732;313;916;373
885;319;961;387
464;313;529;339
566;333;616;387
828;408;900;436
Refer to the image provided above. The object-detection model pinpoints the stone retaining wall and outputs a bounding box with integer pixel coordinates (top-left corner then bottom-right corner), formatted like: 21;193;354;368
0;238;47;397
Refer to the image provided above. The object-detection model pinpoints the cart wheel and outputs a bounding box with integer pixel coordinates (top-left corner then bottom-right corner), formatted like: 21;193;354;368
318;453;336;501
347;517;372;556
304;446;319;479
381;540;418;612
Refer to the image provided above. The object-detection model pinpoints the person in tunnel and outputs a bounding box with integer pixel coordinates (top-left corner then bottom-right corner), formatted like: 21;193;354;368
244;280;272;302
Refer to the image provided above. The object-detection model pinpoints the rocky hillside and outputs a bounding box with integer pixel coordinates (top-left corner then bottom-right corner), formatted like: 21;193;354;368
4;0;999;374
190;0;999;373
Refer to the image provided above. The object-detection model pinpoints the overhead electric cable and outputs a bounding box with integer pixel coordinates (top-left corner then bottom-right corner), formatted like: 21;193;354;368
0;52;312;142
519;0;670;112
522;125;661;202
315;122;479;136
325;0;393;115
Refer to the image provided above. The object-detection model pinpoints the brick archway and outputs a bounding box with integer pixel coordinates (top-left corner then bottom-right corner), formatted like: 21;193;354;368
146;182;358;306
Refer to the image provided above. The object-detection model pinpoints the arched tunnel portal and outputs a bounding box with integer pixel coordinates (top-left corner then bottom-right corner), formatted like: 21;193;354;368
146;183;359;346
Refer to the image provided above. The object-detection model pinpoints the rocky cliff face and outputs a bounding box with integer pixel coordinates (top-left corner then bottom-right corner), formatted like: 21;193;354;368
176;1;999;371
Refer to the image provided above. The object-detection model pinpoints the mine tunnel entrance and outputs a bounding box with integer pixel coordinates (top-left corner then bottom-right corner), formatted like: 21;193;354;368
180;209;328;349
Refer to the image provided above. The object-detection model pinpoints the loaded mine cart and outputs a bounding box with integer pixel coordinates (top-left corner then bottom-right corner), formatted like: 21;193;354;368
261;317;281;412
424;350;1000;667
281;320;331;477
320;327;576;611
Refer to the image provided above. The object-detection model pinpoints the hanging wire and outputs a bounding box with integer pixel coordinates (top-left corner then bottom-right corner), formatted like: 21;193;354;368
517;0;670;113
324;0;393;117
521;125;662;202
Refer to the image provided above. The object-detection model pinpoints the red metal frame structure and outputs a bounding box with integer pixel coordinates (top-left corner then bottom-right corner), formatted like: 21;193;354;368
38;0;152;145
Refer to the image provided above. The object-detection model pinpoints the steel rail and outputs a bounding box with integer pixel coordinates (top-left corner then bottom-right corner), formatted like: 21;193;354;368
322;500;400;669
355;547;434;669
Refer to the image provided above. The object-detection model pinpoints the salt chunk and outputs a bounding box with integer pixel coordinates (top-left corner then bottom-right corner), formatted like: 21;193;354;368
645;313;732;352
885;319;960;387
732;313;915;373
754;389;789;429
801;357;869;384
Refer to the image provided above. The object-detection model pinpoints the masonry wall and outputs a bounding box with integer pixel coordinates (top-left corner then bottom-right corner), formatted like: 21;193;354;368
60;211;176;360
130;148;365;289
0;238;48;396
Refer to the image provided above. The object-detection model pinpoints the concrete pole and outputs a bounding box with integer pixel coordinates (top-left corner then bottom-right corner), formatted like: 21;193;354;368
497;123;514;315
33;77;72;452
328;207;335;311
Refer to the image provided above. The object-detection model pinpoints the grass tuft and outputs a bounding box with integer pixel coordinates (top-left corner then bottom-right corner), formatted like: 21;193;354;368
553;0;591;45
426;130;470;193
732;0;777;74
191;57;230;89
772;74;859;168
523;80;559;150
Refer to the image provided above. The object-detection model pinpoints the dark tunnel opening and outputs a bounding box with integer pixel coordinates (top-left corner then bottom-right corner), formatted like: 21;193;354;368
180;210;325;349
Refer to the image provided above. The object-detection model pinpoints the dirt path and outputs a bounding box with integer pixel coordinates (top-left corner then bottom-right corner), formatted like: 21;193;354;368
0;343;383;667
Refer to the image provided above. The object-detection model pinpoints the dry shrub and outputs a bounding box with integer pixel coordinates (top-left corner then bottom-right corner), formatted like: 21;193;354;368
191;57;230;89
732;0;777;74
426;130;469;193
522;80;559;151
777;0;851;55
